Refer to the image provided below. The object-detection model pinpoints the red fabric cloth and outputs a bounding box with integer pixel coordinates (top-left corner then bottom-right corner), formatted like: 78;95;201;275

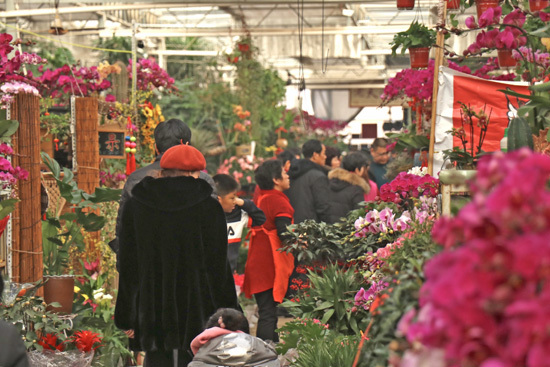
364;179;378;202
190;327;238;355
243;190;294;300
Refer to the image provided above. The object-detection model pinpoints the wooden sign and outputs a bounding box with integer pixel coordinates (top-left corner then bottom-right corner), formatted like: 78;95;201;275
98;124;125;159
349;89;403;107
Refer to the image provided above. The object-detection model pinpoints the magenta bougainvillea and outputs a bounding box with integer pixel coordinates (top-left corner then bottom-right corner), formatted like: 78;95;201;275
129;58;177;93
403;149;550;367
379;172;439;206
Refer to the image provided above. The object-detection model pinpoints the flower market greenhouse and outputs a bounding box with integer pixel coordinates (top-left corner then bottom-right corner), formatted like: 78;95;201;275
1;0;550;366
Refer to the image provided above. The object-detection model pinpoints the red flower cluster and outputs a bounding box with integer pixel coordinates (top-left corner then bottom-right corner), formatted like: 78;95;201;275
379;172;439;206
38;330;102;353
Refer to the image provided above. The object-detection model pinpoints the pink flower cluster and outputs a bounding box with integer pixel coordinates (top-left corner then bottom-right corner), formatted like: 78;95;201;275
405;149;550;367
0;143;29;188
217;155;264;186
354;207;411;237
39;64;111;99
1;33;46;108
463;8;528;57
129;58;177;93
353;280;389;312
298;111;348;136
379;172;439;206
380;59;500;104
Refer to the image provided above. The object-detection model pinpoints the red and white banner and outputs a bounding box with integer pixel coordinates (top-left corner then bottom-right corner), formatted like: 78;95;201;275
434;67;529;173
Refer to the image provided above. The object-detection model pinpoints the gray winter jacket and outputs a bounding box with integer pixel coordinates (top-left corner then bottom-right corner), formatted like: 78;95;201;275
188;333;280;367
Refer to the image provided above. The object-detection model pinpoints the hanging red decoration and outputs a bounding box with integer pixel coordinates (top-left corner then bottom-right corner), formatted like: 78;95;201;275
125;116;136;176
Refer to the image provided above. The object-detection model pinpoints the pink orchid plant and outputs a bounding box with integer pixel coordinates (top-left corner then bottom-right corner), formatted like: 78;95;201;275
401;149;550;367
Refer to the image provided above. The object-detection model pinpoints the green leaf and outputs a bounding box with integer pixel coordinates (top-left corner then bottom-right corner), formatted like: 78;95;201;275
321;308;335;324
0;119;19;140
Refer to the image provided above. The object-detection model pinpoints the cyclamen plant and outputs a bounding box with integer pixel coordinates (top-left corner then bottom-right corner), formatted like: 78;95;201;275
401;149;550;367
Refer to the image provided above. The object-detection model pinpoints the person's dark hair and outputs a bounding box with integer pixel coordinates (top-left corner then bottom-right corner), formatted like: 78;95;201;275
276;150;295;166
205;308;250;334
371;138;389;151
213;174;240;197
342;151;369;172
302;139;323;159
287;147;301;160
154;119;192;154
325;146;341;166
255;160;283;190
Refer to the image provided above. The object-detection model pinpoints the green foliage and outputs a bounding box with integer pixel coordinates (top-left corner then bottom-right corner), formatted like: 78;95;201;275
165;37;218;80
280;263;370;335
508;116;534;151
41;152;121;275
0;111;20;142
0;282;71;351
279;321;361;367
33;41;75;69
390;21;437;55
95;37;132;64
386;123;429;152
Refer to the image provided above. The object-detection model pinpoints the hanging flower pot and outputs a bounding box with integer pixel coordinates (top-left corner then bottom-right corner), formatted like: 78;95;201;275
529;0;549;11
497;48;517;68
397;0;415;10
409;47;430;68
447;0;461;9
476;0;500;17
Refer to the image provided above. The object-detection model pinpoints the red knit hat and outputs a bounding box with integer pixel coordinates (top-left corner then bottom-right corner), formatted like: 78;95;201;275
160;144;206;171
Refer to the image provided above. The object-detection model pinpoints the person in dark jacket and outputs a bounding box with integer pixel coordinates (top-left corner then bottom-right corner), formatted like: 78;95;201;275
284;139;336;224
328;151;371;220
115;144;239;367
0;274;30;367
109;119;216;267
369;137;391;189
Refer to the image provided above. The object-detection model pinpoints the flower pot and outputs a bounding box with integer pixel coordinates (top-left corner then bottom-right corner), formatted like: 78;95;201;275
28;350;94;367
447;0;460;9
497;49;517;68
43;275;74;314
409;47;430;69
235;144;252;157
530;0;549;11
476;0;500;17
397;0;415;9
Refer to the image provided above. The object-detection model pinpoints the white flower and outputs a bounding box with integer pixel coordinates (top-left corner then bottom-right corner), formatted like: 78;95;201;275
407;166;428;176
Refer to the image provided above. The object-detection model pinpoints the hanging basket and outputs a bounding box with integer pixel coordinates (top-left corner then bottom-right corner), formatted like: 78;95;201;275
529;0;549;11
43;275;75;314
409;47;431;69
28;350;94;367
397;0;415;10
476;0;500;17
497;49;517;68
447;0;461;9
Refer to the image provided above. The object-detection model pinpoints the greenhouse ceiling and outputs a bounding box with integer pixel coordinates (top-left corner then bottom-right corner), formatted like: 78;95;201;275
1;0;475;90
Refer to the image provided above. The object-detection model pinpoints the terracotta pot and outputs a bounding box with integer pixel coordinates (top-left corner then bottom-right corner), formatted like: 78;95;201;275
530;0;549;11
497;49;517;68
276;138;288;149
476;0;500;17
409;47;430;69
397;0;415;10
43;275;74;314
447;0;460;9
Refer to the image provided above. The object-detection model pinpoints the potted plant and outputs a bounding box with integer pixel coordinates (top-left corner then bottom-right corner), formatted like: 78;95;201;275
41;152;121;314
390;21;437;69
397;0;415;10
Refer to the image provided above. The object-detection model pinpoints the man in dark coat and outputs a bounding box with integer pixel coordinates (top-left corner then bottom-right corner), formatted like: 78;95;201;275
109;118;216;267
0;274;30;367
114;144;239;367
369;137;391;189
285;139;336;224
328;151;371;219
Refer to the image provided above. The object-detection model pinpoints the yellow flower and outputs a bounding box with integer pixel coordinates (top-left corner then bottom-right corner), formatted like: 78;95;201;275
74;286;80;293
82;294;89;301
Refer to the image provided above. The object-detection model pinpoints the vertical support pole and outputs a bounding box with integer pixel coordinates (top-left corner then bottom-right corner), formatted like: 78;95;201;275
75;97;99;195
11;93;43;283
428;0;448;176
